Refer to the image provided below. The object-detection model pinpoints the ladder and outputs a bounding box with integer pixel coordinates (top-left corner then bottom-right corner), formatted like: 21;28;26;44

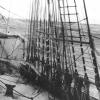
57;0;95;82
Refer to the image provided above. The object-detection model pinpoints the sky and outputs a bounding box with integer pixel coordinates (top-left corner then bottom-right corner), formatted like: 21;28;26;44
0;0;100;24
85;0;100;24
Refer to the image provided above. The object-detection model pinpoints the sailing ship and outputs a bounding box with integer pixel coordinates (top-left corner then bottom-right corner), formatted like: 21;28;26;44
0;0;100;100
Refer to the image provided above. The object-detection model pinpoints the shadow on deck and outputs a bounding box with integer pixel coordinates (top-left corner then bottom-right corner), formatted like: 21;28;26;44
19;62;98;100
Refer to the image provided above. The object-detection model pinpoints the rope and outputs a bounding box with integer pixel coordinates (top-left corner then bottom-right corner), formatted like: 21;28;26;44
0;77;41;100
0;76;17;84
0;1;11;58
0;41;8;57
7;39;17;58
68;46;89;68
92;35;100;40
